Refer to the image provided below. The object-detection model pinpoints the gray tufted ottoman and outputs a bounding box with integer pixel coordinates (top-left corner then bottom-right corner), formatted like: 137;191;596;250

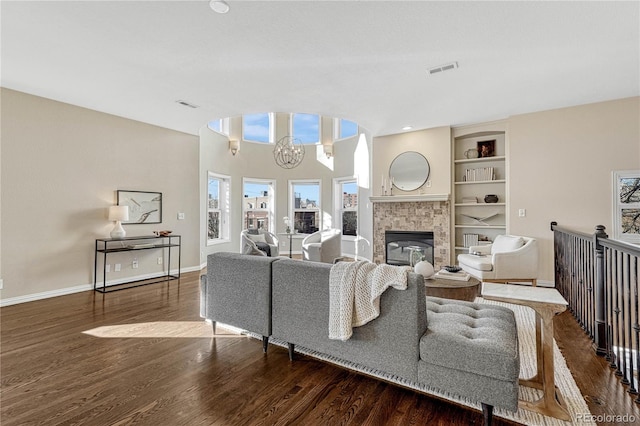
417;297;520;425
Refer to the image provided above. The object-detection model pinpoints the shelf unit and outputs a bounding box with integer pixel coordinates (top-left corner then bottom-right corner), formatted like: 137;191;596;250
452;129;507;255
94;235;181;293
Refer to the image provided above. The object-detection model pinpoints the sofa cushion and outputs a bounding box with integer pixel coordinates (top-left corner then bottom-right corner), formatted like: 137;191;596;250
420;297;519;382
491;235;524;254
457;253;493;271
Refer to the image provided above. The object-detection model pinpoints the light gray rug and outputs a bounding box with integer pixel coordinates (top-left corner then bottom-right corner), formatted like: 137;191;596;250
250;298;595;426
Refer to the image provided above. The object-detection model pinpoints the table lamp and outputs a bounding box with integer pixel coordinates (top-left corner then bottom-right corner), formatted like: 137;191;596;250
108;205;129;239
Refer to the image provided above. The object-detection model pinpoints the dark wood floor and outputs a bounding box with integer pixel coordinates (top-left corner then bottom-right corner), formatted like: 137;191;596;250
1;271;638;426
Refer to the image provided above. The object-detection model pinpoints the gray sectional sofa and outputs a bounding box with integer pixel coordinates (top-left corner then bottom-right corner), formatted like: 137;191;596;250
200;252;520;425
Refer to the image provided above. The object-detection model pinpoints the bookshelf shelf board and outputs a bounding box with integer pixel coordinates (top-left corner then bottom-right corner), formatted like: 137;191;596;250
455;180;506;185
455;225;506;229
454;156;506;164
455;203;506;207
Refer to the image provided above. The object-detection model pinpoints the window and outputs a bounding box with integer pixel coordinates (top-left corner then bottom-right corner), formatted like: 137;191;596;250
207;172;231;243
290;180;321;234
335;118;358;140
292;113;320;144
243;179;275;232
335;179;358;236
207;118;229;135
243;113;273;143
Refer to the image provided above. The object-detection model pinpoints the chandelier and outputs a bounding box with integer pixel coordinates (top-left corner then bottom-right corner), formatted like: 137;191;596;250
273;136;305;169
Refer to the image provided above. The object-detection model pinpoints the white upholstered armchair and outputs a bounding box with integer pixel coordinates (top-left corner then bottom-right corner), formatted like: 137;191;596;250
302;229;342;263
457;235;538;286
241;229;280;257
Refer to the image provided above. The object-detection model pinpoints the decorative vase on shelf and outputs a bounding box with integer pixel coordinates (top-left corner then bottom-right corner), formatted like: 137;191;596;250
484;194;499;203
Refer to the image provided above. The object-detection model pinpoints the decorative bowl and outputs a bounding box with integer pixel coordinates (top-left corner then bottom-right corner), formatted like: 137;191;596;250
154;230;172;237
444;265;462;273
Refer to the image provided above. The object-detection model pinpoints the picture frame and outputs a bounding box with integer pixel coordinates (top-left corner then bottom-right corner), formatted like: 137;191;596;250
477;139;496;158
117;190;162;224
612;171;640;244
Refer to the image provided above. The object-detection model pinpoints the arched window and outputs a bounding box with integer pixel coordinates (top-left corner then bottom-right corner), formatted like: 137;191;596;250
292;113;320;144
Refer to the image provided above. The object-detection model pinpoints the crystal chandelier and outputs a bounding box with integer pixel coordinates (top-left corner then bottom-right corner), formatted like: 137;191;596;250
273;136;305;169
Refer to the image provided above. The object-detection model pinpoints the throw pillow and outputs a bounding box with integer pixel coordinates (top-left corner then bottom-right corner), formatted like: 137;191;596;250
491;235;524;254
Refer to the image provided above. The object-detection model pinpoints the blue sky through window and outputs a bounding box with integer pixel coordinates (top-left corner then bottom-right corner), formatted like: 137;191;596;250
244;182;270;198
243;113;270;143
293;113;319;144
340;119;358;139
293;183;319;203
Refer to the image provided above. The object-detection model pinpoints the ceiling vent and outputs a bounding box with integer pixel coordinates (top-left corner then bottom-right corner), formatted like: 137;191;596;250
176;100;199;109
428;62;458;75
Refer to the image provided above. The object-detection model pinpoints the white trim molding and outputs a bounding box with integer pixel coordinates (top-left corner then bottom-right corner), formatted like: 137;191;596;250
369;194;449;203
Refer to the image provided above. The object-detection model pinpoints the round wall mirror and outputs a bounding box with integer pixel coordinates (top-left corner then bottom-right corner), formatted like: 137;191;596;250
389;151;430;191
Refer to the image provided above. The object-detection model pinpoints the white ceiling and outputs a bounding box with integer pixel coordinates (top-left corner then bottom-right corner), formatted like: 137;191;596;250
2;1;638;137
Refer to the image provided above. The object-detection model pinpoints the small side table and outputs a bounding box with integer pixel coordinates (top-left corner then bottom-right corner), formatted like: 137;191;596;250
481;282;570;421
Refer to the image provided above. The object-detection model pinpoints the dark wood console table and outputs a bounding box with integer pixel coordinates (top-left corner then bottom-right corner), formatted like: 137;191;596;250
94;235;181;293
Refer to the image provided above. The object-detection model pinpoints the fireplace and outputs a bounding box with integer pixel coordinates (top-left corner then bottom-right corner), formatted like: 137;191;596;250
385;230;434;266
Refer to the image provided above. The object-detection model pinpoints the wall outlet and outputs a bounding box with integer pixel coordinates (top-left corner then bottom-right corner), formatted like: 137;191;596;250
157;257;163;265
105;264;111;273
132;259;139;269
519;209;526;217
0;279;3;290
115;263;121;272
177;212;185;220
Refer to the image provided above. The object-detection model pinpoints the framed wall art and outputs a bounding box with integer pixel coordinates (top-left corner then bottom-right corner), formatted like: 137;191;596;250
477;139;496;158
117;190;162;224
612;171;640;244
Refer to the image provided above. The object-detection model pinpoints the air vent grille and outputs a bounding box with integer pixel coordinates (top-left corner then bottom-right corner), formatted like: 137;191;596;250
176;100;199;109
428;62;458;75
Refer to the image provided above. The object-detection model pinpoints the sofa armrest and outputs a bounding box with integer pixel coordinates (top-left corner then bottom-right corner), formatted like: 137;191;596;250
492;239;538;279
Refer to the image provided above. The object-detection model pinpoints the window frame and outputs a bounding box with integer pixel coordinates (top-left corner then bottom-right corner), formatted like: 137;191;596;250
208;118;230;135
242;112;274;144
207;171;231;245
289;179;322;234
334;177;358;240
242;177;276;233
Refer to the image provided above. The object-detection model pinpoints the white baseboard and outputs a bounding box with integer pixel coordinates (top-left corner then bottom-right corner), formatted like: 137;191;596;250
0;265;204;307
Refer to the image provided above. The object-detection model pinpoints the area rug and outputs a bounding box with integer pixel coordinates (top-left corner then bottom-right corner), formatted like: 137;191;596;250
250;298;594;426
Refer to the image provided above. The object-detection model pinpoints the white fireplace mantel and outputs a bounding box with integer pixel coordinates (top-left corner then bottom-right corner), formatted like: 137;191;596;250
369;194;450;203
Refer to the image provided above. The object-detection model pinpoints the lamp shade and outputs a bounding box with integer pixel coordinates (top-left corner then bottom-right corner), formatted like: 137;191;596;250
109;205;129;222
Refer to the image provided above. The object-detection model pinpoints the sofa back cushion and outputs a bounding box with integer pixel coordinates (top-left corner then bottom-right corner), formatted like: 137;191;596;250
491;235;524;254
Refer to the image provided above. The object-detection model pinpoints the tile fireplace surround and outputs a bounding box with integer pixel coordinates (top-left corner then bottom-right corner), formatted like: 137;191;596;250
372;198;450;269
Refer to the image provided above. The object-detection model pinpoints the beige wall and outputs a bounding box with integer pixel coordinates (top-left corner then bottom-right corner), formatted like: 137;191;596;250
372;126;452;197
508;97;640;282
0;89;200;303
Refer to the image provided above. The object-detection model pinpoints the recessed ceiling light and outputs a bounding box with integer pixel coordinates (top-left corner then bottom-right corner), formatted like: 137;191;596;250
402;126;413;131
209;0;230;14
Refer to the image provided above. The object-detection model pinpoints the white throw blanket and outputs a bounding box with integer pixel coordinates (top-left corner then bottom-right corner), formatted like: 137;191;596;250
328;261;411;341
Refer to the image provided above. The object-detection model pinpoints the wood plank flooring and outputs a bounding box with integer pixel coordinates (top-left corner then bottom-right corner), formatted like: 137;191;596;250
1;271;638;425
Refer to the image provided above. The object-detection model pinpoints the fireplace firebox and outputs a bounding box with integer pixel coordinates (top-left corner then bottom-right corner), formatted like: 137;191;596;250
385;230;434;266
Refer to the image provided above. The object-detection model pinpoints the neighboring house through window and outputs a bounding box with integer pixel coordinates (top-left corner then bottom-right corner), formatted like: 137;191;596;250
289;179;321;234
335;178;358;237
243;178;275;232
207;171;231;244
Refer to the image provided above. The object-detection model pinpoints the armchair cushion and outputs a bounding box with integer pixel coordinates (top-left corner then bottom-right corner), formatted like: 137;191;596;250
459;254;493;271
247;233;267;244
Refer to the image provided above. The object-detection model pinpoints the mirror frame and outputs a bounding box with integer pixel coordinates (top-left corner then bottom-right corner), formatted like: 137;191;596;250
389;151;430;191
